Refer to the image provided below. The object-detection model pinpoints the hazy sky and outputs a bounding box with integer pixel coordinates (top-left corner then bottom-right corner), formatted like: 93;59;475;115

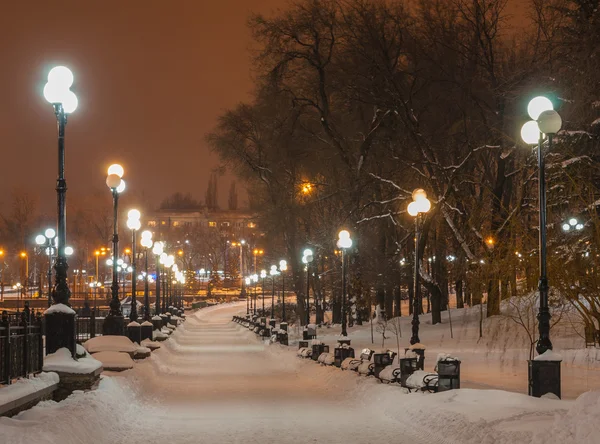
0;0;283;214
0;0;528;216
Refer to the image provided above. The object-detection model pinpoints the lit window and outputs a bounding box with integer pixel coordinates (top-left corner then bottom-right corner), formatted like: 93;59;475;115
221;222;230;227
161;221;167;226
173;221;180;227
247;222;256;228
148;221;157;227
209;221;217;227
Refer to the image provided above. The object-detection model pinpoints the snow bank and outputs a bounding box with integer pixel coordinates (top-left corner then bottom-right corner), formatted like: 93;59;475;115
43;348;102;374
84;336;137;354
532;391;600;444
378;365;399;383
141;321;153;327
141;339;161;350
0;372;59;406
44;303;75;315
92;351;134;370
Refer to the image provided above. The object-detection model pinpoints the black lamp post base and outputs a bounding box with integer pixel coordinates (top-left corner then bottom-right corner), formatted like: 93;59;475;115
528;360;561;398
103;314;125;336
45;311;76;357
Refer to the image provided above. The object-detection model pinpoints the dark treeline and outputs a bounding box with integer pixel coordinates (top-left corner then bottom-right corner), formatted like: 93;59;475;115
207;0;600;328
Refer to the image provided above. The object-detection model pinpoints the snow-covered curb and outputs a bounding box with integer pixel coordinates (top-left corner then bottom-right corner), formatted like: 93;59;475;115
0;372;59;407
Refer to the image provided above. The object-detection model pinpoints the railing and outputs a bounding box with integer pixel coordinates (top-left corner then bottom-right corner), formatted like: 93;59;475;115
0;310;44;385
75;313;108;344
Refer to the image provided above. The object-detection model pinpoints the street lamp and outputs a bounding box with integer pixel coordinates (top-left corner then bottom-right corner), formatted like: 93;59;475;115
302;249;314;326
43;65;78;355
89;281;102;311
269;266;278;318
245;277;251;314
104;164;126;335
260;269;267;316
336;232;352;336
36;228;57;307
407;189;431;345
252;274;258;315
279;260;288;321
562;218;584;232
140;231;153;320
152;241;164;315
521;96;563;397
127;209;141;322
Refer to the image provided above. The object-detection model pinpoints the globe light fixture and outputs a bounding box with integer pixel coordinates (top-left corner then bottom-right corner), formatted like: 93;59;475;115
336;230;352;336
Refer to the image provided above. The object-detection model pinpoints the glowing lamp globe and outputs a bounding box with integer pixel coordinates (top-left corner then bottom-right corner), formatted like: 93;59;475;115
106;174;121;189
338;230;350;241
245;277;251;285
127;218;141;230
45;228;56;238
47;66;74;88
416;198;431;213
141;237;152;248
260;270;267;278
116;179;126;193
279;259;288;271
412;188;427;201
407;201;418;217
521;121;540;145
65;246;74;256
303;248;313;257
128;209;141;220
107;164;124;178
527;96;553;120
537;110;562;134
35;234;46;245
153;242;164;255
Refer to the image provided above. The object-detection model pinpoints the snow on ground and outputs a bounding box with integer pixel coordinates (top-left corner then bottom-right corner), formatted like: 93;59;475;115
0;373;59;406
1;302;599;444
288;302;600;399
92;352;134;371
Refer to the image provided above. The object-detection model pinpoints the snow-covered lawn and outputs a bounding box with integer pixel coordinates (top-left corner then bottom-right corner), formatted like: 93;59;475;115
1;302;598;444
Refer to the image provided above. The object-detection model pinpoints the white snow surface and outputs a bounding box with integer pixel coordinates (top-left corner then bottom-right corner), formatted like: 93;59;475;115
84;336;137;354
0;372;59;405
44;303;75;315
92;351;134;370
534;349;563;361
3;302;599;444
141;321;153;327
43;348;102;374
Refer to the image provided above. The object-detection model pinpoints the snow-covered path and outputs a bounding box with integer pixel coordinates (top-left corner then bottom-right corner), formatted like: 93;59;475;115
2;303;597;444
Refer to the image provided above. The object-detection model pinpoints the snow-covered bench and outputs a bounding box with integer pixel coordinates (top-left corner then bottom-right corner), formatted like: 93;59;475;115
341;348;373;371
317;352;335;366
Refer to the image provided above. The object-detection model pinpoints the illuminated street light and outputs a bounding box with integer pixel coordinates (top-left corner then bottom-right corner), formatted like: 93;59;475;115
35;228;57;307
126;209;142;322
43;66;79;355
336;231;352;336
302;249;314;326
279;259;288;321
104;164;126;335
521;96;563;398
407;189;431;345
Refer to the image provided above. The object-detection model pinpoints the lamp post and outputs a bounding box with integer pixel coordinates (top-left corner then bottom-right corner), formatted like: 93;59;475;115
279;260;288;321
140;231;153;320
269;266;278;318
35;228;57;307
407;189;431;345
302;249;314;326
245;277;251;314
104;164;126;335
253;248;264;274
152;241;164;315
126;209;141;322
336;232;352;336
260;269;267;316
43;66;78;355
521;97;563;397
252;274;258;315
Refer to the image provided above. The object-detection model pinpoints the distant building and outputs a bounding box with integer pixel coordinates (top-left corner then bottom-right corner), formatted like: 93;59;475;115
146;208;260;241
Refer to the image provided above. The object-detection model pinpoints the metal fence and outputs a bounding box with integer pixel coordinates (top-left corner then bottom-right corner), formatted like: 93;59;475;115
0;310;44;385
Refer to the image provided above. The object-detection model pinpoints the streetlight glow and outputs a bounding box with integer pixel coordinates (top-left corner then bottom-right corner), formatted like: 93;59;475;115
527;96;554;120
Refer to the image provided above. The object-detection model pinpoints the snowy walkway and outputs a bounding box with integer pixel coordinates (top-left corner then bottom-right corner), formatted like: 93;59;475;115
1;303;597;444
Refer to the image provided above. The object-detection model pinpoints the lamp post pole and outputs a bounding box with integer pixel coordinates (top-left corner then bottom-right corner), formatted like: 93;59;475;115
411;213;422;345
155;257;161;315
281;270;286;322
271;273;275;317
536;133;551;354
144;249;150;320
130;228;138;322
341;248;347;336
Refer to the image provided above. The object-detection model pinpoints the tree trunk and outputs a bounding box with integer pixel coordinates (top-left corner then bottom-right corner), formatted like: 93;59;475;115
393;286;401;317
456;279;464;309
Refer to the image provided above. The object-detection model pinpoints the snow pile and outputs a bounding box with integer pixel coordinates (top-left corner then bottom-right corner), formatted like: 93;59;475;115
341;357;360;371
0;372;59;406
357;360;372;375
409;342;426;350
43;348;103;374
532;391;600;444
152;315;162;321
153;330;168;340
141;339;161;350
317;353;335;365
92;351;134;371
84;336;137;354
141;321;153;327
534;349;563;361
127;321;141;328
44;303;76;315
